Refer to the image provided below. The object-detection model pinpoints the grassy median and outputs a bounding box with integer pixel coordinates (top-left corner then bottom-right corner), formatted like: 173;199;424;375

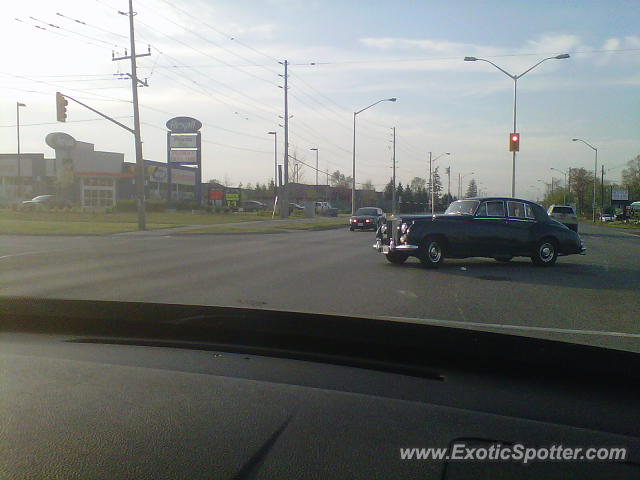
182;218;347;234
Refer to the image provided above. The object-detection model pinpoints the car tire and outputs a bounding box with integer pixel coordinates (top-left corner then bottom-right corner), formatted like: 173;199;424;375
418;236;445;269
494;256;513;263
531;238;558;267
349;226;354;231
385;252;409;264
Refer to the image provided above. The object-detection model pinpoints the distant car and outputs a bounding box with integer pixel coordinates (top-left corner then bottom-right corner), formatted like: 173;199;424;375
350;207;385;231
600;214;614;222
314;201;339;217
547;205;578;232
21;195;71;210
238;200;267;212
374;197;585;268
289;203;305;211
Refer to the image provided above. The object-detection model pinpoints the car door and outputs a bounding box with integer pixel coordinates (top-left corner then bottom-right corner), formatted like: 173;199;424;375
468;200;508;256
504;201;536;255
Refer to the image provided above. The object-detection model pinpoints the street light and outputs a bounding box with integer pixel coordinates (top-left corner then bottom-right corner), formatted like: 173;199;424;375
267;131;277;193
572;138;598;222
464;53;570;197
550;167;569;205
16;102;26;200
310;148;319;186
458;171;474;198
428;152;449;214
352;97;397;214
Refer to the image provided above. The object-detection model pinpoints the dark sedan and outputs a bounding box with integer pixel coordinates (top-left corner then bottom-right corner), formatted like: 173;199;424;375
373;197;585;267
350;207;385;231
21;195;71;210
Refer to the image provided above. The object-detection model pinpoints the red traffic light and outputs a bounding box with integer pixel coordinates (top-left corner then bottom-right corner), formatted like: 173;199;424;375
509;132;520;152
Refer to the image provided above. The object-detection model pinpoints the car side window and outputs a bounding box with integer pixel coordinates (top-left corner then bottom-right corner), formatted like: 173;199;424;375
476;202;488;216
507;201;526;218
485;201;505;217
525;204;536;219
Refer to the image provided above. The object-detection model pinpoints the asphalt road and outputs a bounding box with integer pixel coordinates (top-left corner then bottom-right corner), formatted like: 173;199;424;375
1;222;639;351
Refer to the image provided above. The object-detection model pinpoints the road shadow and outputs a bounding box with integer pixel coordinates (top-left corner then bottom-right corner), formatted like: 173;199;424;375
396;258;639;292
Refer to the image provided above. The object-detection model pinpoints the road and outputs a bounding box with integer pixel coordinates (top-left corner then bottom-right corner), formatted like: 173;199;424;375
1;222;639;351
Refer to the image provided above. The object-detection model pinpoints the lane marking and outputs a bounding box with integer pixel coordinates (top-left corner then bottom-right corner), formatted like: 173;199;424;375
0;250;55;261
383;316;640;338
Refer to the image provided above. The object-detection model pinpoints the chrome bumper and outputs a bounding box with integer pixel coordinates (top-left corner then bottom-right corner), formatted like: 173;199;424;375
579;245;586;255
373;239;419;253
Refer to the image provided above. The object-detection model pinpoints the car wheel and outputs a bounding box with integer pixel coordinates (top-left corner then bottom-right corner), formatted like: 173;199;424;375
349;226;354;231
494;256;513;263
419;236;445;269
531;239;558;266
385;252;409;264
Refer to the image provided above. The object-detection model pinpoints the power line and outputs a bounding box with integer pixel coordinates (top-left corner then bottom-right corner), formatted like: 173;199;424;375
0;116;133;128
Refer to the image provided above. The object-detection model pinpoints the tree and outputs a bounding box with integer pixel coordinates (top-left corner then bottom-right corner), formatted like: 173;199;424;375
622;154;640;201
465;178;478;198
361;179;374;191
569;168;593;215
410;177;426;192
383;178;393;201
330;170;352;188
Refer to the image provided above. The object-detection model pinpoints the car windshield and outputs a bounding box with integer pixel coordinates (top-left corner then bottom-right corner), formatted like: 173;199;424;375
444;200;479;215
31;195;52;201
355;208;378;216
2;0;639;359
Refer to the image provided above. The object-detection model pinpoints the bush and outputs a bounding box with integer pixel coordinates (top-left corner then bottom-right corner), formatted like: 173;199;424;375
115;199;166;212
174;201;199;211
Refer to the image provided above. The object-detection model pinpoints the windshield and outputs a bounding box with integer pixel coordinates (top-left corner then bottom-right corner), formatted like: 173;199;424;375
1;0;639;359
355;208;378;216
445;200;479;215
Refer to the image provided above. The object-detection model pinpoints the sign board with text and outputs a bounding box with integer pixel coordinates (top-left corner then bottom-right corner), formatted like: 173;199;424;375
169;149;198;164
612;188;628;201
169;135;198;148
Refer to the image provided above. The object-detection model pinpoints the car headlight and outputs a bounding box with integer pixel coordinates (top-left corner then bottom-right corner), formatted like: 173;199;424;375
400;223;409;234
380;224;387;233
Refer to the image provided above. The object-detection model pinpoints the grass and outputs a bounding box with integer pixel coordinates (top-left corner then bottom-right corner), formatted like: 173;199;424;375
600;221;640;231
182;218;347;234
0;219;174;235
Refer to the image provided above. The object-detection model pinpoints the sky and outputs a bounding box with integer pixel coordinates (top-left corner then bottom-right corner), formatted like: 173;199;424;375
1;0;639;200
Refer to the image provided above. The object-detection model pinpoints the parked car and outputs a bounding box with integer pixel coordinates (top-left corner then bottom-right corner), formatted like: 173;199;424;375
21;195;71;210
547;205;578;232
314;201;339;217
237;200;267;212
373;197;585;268
349;207;385;231
289;203;305;211
600;214;615;222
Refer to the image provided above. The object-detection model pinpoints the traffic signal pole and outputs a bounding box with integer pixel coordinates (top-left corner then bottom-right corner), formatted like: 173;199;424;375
512;78;517;198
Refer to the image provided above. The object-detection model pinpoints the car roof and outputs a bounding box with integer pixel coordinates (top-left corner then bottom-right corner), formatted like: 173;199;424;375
464;197;538;205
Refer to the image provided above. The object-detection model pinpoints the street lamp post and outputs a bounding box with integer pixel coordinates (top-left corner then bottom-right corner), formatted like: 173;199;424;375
572;138;598;222
310;148;319;185
428;152;450;215
267;131;277;194
464;54;569;197
352;97;396;214
458;171;474;199
16;102;26;201
550;167;569;205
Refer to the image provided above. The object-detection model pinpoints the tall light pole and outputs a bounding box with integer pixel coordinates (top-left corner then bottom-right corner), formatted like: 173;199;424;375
428;152;450;214
352;97;397;214
310;148;319;185
572;138;598;222
464;54;570;197
16;102;26;200
550;167;569;205
267;131;277;194
391;127;397;214
458;171;474;199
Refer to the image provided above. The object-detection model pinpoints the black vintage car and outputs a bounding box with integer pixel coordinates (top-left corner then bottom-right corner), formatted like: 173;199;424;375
373;197;585;267
350;207;385;231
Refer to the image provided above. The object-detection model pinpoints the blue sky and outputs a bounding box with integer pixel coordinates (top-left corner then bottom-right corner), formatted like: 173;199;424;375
1;0;638;199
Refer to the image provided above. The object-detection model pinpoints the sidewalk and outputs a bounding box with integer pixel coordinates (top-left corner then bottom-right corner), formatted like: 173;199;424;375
114;215;346;236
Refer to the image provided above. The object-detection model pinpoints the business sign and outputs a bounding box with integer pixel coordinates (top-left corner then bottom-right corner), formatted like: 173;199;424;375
169;134;198;148
166;116;202;133
171;168;196;185
45;132;77;151
169;150;198;164
612;188;628;201
224;188;241;207
208;190;224;200
147;165;168;182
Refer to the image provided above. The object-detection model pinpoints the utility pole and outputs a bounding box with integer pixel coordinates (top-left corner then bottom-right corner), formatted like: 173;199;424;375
446;166;451;203
278;60;289;218
392;127;396;214
114;0;151;230
16;102;26;200
601;164;605;217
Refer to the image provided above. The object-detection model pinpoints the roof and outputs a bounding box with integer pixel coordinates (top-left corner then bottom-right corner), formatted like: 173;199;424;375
463;196;537;204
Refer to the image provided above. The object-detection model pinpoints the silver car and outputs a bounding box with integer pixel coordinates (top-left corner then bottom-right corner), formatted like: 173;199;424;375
547;205;578;232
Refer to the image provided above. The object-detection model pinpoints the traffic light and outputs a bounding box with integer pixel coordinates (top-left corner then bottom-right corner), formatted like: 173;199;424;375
509;133;520;152
56;92;68;122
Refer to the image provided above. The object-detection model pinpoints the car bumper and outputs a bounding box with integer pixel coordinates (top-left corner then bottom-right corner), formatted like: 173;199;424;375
372;238;419;253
